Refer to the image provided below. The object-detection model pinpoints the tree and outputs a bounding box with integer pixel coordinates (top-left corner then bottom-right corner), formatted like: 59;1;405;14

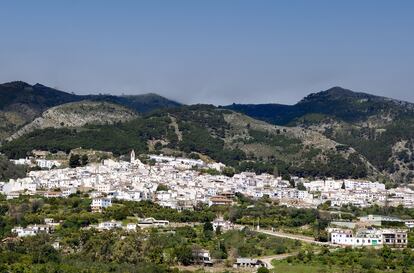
297;182;306;191
154;142;163;151
222;167;235;177
81;154;89;166
0;156;26;181
215;225;222;236
203;221;213;232
257;267;270;273
189;152;200;159
174;245;193;266
69;154;81;168
203;221;214;240
282;173;291;181
156;184;169;191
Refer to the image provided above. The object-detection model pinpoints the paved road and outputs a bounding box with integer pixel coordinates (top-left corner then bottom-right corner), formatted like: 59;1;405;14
253;227;337;247
258;252;298;269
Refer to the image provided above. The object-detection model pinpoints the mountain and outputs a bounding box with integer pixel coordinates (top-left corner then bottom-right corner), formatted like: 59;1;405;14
0;81;80;111
225;87;414;184
0;81;181;142
2;82;412;183
86;93;182;114
225;87;414;125
1;105;378;180
8;101;138;141
0;82;81;141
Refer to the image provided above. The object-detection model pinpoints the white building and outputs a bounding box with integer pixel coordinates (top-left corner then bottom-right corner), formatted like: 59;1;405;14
91;198;112;212
36;159;61;169
212;218;233;231
12;224;52;237
329;227;407;248
97;220;122;230
138;218;169;228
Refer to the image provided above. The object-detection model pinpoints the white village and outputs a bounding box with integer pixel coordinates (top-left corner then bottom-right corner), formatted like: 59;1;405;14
1;150;413;250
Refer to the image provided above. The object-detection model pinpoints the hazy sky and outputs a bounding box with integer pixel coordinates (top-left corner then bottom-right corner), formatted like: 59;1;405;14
0;0;413;105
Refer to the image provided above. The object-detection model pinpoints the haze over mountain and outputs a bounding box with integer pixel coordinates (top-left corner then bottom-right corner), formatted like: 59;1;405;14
1;1;414;105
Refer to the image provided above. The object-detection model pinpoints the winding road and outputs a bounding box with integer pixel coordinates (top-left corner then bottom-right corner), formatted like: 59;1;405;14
255;228;336;246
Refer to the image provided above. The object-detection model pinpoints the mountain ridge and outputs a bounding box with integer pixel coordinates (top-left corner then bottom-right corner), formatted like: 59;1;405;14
225;87;414;183
0;81;181;142
1;105;378;181
1;82;412;183
7;100;139;141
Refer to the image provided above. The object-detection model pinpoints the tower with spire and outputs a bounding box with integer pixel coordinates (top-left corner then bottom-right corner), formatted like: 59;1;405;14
130;150;135;163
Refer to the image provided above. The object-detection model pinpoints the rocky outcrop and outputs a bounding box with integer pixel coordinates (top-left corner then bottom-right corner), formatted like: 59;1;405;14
8;101;138;140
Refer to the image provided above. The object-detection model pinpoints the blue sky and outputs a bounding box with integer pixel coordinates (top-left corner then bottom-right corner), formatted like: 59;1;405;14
0;0;413;104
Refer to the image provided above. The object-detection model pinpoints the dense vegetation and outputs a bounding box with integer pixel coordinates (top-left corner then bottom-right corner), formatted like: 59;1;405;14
0;81;180;144
0;81;180;114
333;118;414;173
0;82;80;111
0;194;306;272
275;246;414;273
236;128;368;179
1;104;371;179
225;195;330;241
90;93;181;114
226;87;414;183
0;156;26;182
1;116;174;158
2;83;414;183
225;87;414;126
2;194;414;272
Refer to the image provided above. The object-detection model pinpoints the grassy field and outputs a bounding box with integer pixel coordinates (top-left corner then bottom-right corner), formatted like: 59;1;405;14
271;264;332;273
271;263;414;273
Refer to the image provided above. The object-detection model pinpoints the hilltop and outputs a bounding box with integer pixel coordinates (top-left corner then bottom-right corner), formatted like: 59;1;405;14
225;87;414;125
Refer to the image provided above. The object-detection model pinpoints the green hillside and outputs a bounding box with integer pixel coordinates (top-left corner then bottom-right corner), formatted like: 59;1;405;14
0;81;181;142
1;105;375;180
225;87;414;125
0;156;26;182
226;87;414;183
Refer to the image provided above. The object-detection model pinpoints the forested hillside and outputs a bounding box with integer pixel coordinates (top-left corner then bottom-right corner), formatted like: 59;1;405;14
226;87;414;183
0;81;180;142
8;101;138;140
2;82;412;182
1;105;376;180
0;156;26;182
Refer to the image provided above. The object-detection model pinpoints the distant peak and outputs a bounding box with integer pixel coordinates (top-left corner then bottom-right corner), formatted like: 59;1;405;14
122;92;166;98
325;86;350;92
1;81;31;89
299;86;374;104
